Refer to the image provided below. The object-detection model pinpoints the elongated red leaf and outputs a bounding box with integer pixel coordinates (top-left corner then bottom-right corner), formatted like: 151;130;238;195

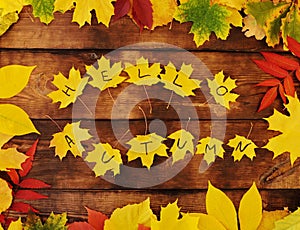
19;139;38;177
19;178;51;189
256;78;281;87
287;36;300;58
132;0;153;31
9;202;38;213
68;222;96;230
0;214;5;223
138;224;151;230
253;59;289;78
258;86;278;112
113;0;131;21
296;67;300;81
261;52;299;70
283;75;296;96
15;190;48;200
86;207;108;230
278;83;287;104
7;169;19;185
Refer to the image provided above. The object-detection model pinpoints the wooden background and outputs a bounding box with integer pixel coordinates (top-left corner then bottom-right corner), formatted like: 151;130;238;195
1;6;300;220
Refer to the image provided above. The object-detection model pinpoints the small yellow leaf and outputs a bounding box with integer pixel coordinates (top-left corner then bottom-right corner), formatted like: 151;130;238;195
257;210;289;230
85;143;123;177
0;148;28;171
125;57;161;86
50;121;91;160
0;104;40;136
160;62;201;97
239;182;262;230
55;0;114;27
206;181;238;230
0;65;36;99
196;137;225;165
126;133;168;169
87;56;125;91
189;213;227;230
168;129;194;164
0;0;26;15
207;71;239;109
0;178;13;213
0;11;19;37
0;132;13;148
151;200;199;230
104;198;154;230
47;67;89;109
226;7;242;27
8;218;23;230
228;135;258;161
242;15;265;40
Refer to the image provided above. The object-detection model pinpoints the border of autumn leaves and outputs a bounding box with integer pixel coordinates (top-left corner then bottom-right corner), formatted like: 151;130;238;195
0;0;300;47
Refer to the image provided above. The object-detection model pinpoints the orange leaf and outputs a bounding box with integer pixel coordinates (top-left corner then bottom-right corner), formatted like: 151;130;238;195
7;169;19;185
253;59;289;79
68;222;96;230
261;52;299;71
19;178;51;189
86;207;108;230
258;86;278;112
19;139;38;177
283;75;295;97
287;36;300;58
278;83;287;104
256;78;281;87
296;67;300;81
138;224;151;230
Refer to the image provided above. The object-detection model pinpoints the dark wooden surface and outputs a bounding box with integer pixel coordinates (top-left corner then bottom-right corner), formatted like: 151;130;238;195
1;7;300;218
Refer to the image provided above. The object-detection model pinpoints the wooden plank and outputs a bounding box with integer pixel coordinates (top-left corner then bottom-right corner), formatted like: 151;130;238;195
0;50;293;120
7;120;300;190
18;189;300;217
0;7;281;51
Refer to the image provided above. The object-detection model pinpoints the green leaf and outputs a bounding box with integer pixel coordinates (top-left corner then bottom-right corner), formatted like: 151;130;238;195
28;0;55;24
174;0;232;47
281;5;300;46
0;104;40;136
274;208;300;229
0;10;19;36
25;212;68;230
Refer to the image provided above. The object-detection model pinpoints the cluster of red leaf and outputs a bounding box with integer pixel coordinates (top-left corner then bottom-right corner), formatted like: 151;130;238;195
0;140;51;227
114;0;153;31
68;207;150;230
254;37;300;112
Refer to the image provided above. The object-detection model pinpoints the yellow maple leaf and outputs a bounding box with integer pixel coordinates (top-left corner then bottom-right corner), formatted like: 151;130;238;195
0;178;13;213
104;198;154;229
87;56;126;91
227;135;258;161
151;200;199;230
151;0;177;29
168;129;194;164
85;143;122;177
160;62;201;97
50;121;91;160
0;10;19;37
207;71;239;109
125;57;161;86
257;210;289;230
6;218;23;230
47;67;89;109
0;0;26;15
0;65;36;99
226;7;242;27
196;137;225;165
126;133;168;169
264;95;300;165
54;0;114;27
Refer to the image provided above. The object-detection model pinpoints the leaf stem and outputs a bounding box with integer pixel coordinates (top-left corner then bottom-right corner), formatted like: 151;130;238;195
138;106;148;135
45;115;63;132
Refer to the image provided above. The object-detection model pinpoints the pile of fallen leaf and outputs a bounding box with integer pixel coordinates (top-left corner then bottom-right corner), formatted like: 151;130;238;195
1;0;300;47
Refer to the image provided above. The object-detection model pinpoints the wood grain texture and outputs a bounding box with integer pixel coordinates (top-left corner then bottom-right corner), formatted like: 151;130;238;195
0;6;282;51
